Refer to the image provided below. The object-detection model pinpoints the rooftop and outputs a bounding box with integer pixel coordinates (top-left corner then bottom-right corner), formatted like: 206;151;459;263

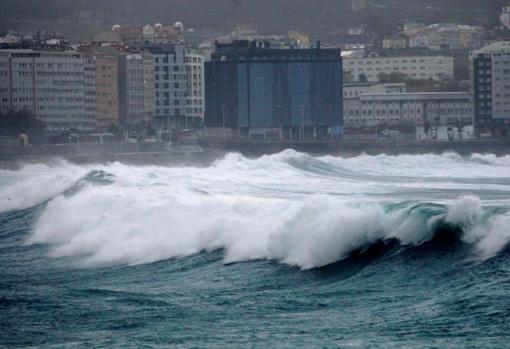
359;92;470;100
475;41;510;53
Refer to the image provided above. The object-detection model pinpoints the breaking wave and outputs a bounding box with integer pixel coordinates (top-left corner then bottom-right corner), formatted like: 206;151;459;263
1;150;510;269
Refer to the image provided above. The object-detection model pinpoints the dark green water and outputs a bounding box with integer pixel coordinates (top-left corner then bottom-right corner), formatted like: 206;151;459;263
1;152;510;348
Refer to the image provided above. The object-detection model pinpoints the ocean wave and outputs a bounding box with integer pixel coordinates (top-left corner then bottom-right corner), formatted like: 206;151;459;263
1;151;509;269
25;190;510;269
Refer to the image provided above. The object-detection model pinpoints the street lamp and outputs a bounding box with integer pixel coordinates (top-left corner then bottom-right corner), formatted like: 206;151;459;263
220;104;226;140
69;133;80;154
300;104;305;141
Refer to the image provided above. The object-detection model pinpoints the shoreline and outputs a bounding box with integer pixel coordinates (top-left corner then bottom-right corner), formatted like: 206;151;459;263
0;139;509;167
200;138;510;157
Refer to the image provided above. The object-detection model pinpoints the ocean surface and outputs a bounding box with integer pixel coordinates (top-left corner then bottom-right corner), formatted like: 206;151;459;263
1;151;510;348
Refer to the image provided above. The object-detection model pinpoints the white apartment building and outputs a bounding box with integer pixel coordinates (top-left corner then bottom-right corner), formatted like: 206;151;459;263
343;55;454;82
185;51;204;127
344;92;473;129
0;49;94;132
470;41;510;137
407;24;485;50
501;6;510;29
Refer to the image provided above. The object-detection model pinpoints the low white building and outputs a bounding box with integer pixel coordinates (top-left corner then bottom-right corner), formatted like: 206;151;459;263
344;92;473;131
343;55;454;82
343;83;407;124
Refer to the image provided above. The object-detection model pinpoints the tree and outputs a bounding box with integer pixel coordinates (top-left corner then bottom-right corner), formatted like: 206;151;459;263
106;123;122;136
378;72;410;83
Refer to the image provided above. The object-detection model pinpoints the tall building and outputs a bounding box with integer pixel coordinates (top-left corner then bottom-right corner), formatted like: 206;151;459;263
185;51;205;128
83;56;97;128
79;46;120;130
142;51;156;129
118;52;146;131
343;55;454;82
471;42;510;137
0;51;9;113
0;49;94;132
204;40;343;140
144;44;188;130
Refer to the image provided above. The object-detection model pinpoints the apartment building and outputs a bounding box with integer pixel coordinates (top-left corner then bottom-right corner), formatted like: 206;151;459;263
0;52;9;113
142;51;156;129
406;23;485;50
86;48;119;130
343;55;454;82
0;49;94;132
83;56;97;128
118;53;146;131
471;41;510;137
144;44;188;130
185;51;204;128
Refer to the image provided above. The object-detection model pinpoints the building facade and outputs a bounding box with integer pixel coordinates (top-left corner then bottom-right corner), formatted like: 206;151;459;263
343;55;454;82
471;41;510;137
205;40;343;140
343;83;407;126
344;92;473;130
143;51;156;130
0;49;94;132
144;44;188;130
383;36;408;49
185;51;205;128
83;56;97;129
0;51;9;113
87;49;119;130
501;6;510;30
405;23;485;50
118;53;146;131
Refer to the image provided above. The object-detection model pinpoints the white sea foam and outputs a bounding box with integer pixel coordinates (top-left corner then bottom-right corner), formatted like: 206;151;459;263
1;151;509;268
0;161;90;212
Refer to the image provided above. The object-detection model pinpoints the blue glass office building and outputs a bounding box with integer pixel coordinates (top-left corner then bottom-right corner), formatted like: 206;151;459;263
205;41;343;139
